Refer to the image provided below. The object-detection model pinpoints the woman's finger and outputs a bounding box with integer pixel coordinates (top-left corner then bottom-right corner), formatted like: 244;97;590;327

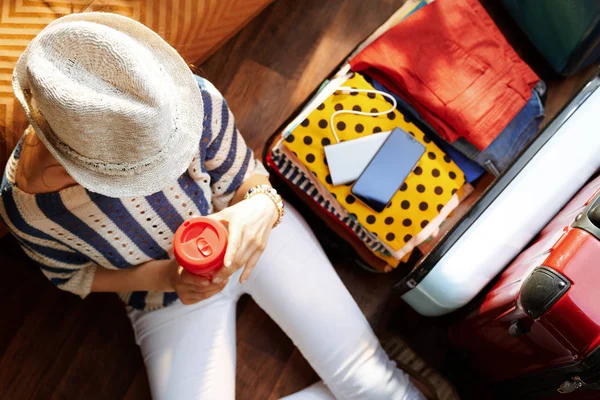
213;262;237;282
198;288;226;300
240;249;263;284
179;270;211;287
233;234;260;271
179;270;229;291
224;223;243;269
180;289;223;305
179;279;227;294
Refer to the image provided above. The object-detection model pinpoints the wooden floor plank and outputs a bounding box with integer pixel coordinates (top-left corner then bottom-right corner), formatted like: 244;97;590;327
267;349;319;400
122;368;152;400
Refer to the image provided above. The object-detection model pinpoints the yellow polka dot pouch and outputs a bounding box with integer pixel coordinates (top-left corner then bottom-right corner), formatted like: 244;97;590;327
282;72;465;252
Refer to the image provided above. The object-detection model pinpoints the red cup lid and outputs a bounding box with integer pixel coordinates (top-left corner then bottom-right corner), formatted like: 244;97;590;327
173;217;228;275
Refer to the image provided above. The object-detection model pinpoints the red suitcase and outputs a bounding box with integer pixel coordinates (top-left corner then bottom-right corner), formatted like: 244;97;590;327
450;175;600;399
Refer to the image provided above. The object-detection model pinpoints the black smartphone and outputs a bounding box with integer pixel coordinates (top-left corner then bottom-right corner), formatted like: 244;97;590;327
351;128;426;212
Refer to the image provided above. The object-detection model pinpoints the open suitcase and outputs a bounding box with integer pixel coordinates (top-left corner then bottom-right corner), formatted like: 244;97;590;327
449;175;600;399
262;1;600;317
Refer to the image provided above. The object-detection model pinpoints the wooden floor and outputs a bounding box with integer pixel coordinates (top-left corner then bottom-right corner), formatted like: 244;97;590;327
1;0;598;399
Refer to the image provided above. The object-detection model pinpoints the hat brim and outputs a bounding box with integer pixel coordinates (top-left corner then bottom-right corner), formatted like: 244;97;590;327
13;12;204;198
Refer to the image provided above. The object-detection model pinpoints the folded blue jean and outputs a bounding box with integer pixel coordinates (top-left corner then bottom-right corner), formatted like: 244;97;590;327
367;76;486;183
452;89;545;175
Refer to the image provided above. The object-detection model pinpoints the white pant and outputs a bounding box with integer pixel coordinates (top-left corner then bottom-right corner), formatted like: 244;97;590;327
128;204;425;400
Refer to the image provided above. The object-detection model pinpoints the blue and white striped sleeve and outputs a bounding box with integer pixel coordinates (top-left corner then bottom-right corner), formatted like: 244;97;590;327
198;78;268;210
21;243;97;298
0;197;96;298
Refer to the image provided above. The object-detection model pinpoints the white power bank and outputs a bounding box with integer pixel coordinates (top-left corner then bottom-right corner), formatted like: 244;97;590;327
324;131;391;186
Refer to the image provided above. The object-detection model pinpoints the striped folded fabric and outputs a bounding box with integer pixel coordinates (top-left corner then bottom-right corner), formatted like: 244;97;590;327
270;143;473;268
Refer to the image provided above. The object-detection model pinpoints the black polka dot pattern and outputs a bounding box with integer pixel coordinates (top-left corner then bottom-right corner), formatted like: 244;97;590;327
281;72;466;250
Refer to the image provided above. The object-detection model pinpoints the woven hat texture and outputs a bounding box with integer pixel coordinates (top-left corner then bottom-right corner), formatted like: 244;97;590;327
13;12;203;197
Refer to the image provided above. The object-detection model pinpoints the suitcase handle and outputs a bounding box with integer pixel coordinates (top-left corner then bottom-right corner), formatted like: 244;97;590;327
573;189;600;240
520;266;571;319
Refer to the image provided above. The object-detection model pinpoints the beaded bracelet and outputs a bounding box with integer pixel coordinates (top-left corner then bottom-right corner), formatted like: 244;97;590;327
244;184;284;227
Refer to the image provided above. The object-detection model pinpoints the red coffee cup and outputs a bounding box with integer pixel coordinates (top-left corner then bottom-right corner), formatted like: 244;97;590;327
173;217;228;278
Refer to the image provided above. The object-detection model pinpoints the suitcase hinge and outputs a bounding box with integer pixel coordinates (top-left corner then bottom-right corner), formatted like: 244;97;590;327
557;376;585;394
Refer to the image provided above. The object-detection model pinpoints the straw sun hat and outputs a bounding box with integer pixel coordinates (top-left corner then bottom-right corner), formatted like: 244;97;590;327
12;12;204;197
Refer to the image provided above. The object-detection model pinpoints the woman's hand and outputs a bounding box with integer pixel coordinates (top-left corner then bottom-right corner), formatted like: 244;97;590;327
91;249;230;305
208;194;278;283
167;261;229;305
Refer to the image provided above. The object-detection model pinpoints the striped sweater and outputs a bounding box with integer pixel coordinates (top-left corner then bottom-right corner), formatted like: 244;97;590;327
0;77;267;311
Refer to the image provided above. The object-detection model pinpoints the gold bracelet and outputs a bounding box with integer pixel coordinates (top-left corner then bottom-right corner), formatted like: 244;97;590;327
244;184;284;227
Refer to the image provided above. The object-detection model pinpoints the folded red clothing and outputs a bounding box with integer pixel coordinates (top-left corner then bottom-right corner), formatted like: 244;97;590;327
350;0;539;150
